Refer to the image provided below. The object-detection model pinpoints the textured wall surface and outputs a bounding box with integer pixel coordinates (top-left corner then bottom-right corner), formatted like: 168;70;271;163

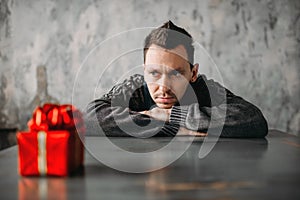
0;0;299;135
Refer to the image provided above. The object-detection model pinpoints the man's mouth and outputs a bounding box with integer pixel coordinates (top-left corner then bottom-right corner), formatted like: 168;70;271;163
155;96;176;104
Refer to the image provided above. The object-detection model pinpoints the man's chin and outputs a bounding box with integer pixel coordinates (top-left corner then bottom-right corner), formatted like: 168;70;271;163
156;103;174;109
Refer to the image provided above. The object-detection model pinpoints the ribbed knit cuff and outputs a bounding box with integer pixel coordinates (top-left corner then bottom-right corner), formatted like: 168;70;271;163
170;106;188;127
161;123;180;136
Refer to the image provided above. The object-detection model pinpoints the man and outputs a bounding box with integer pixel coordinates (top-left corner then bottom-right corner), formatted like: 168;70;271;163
86;20;268;138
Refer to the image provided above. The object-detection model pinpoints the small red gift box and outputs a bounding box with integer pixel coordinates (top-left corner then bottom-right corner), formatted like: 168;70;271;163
17;104;85;176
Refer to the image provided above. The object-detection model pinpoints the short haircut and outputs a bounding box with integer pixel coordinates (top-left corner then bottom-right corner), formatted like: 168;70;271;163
143;20;194;68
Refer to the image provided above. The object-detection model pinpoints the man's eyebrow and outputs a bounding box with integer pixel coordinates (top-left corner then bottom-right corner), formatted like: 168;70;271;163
145;64;161;69
175;65;187;71
170;68;185;74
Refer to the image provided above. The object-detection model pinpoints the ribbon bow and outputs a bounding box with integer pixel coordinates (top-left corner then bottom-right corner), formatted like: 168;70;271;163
27;104;85;133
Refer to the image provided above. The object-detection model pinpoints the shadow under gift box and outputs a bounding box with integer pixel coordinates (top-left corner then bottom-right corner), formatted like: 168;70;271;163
17;130;84;176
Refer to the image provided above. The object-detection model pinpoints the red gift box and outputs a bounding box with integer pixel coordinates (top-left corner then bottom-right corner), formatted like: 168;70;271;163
17;104;85;176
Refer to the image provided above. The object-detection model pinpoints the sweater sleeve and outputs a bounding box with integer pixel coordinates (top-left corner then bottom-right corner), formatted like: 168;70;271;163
169;77;268;138
84;75;179;137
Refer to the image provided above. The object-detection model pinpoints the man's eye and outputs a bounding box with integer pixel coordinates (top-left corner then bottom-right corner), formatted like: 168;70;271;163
150;71;159;76
170;71;181;77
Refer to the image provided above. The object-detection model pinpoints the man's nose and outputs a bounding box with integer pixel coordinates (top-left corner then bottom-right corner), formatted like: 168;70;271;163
158;75;171;92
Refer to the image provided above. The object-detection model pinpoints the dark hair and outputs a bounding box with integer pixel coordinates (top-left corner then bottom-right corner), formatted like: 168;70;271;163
143;20;194;68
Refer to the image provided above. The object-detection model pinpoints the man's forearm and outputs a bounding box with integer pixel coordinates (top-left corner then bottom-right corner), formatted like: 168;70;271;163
169;98;268;138
86;99;178;137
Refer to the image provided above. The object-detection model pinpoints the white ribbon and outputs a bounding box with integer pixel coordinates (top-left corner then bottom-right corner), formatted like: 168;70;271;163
37;131;47;175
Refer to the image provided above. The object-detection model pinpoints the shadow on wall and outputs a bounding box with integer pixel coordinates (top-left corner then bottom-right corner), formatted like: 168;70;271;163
27;66;59;111
22;66;59;129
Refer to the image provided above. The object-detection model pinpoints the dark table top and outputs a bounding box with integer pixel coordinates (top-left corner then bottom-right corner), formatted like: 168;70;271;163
0;130;300;200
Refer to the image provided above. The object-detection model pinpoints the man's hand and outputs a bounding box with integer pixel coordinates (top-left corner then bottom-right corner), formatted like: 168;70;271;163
139;107;171;122
177;127;208;137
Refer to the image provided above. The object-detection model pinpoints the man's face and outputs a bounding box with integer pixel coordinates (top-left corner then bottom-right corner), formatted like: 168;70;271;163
144;44;198;109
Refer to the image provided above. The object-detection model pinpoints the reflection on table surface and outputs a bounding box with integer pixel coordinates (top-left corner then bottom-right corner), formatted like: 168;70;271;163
19;178;67;200
0;130;299;199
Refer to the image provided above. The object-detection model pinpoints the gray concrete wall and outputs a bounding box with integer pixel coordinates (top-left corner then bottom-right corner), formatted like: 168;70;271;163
0;0;299;135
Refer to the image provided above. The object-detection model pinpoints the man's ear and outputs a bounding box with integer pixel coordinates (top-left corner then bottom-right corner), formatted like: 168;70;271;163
191;63;199;82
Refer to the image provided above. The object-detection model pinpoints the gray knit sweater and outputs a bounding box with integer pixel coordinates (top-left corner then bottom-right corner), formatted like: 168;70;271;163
85;74;268;138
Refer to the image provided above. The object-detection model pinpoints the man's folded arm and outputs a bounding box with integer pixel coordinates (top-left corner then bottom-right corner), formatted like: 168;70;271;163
85;98;179;137
170;89;268;138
